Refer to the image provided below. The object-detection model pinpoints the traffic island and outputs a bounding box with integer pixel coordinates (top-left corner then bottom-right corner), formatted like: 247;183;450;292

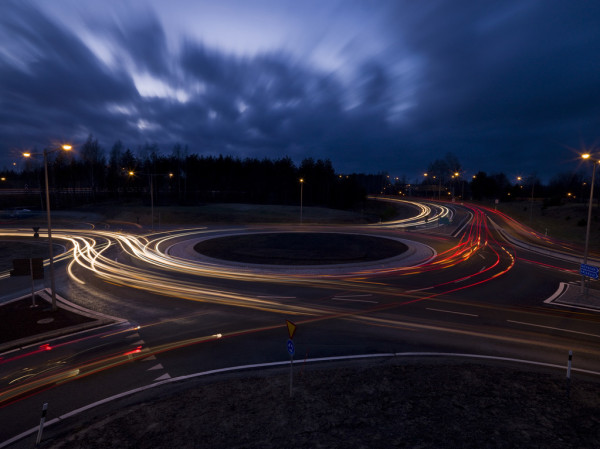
0;290;123;353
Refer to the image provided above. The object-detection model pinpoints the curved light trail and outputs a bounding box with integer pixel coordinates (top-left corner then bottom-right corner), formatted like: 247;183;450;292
0;197;588;410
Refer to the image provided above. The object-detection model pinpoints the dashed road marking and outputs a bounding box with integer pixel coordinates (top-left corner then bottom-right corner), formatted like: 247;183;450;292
256;296;296;299
507;320;600;339
426;308;478;317
332;297;378;304
405;286;434;293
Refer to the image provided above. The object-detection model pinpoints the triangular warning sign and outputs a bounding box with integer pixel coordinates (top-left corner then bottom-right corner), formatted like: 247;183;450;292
286;320;297;339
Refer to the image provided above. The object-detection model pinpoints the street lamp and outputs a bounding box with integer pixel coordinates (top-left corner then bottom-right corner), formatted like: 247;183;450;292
581;153;598;294
129;171;155;230
516;175;535;223
299;178;304;224
23;144;72;311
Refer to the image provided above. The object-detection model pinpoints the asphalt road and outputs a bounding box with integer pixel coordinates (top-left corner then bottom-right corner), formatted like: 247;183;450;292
1;199;600;447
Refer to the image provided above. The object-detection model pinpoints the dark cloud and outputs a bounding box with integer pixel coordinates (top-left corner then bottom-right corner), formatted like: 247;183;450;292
389;0;600;178
1;0;599;182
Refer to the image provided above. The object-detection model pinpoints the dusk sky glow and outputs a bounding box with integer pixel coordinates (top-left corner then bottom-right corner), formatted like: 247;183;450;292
1;0;599;181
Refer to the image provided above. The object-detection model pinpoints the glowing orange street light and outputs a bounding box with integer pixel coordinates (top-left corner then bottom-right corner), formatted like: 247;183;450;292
22;144;72;311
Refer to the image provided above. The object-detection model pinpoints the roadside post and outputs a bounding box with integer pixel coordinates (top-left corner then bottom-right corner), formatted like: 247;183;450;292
567;350;573;397
35;402;48;447
286;320;297;398
29;258;35;307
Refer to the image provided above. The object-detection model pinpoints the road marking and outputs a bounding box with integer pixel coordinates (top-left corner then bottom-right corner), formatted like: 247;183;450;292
543;282;569;304
478;254;485;260
405;286;434;293
334;294;373;298
256;296;296;299
154;373;171;381
332;297;379;304
141;355;157;361
148;364;164;371
478;266;487;273
507;320;600;339
426;308;478;317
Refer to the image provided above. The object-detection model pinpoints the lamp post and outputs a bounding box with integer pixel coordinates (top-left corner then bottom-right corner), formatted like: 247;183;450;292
517;175;535;223
299;178;304;224
128;171;174;230
24;144;72;311
581;153;598;294
129;171;155;230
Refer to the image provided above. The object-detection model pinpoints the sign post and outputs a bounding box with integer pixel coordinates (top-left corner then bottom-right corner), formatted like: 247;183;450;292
580;264;599;300
286;320;297;398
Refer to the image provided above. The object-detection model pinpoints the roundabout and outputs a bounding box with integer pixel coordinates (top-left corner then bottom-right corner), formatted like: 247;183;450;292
165;229;437;277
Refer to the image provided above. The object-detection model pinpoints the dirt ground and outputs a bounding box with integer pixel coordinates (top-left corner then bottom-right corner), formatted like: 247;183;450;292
44;359;600;449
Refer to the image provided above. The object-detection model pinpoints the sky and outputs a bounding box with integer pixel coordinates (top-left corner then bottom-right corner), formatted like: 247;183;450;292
1;0;599;182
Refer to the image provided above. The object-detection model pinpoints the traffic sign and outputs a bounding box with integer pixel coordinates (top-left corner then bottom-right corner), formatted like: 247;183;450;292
580;263;599;280
286;320;297;339
287;339;295;356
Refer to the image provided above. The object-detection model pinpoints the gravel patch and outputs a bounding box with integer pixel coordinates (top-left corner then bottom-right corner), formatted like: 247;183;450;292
44;360;600;448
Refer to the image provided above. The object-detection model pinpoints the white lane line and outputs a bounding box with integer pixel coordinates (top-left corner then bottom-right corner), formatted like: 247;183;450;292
507;320;600;339
332;297;379;304
334;294;373;298
478;266;487;273
543;282;568;304
426;308;478;317
478;254;485;260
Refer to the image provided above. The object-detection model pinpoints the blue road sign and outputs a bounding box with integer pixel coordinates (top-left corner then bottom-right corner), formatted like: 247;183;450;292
287;339;295;356
580;263;599;279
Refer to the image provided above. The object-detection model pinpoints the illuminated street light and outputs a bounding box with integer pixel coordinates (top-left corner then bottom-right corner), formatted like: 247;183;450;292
581;152;598;294
299;178;304;224
129;171;157;230
516;175;535;222
23;144;72;311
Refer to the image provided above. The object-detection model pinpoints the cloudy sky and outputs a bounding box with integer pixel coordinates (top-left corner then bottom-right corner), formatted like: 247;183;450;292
1;0;599;181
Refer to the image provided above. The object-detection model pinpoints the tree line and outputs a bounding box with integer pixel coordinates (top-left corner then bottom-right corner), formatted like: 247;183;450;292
3;141;593;211
1;135;380;210
392;152;598;206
